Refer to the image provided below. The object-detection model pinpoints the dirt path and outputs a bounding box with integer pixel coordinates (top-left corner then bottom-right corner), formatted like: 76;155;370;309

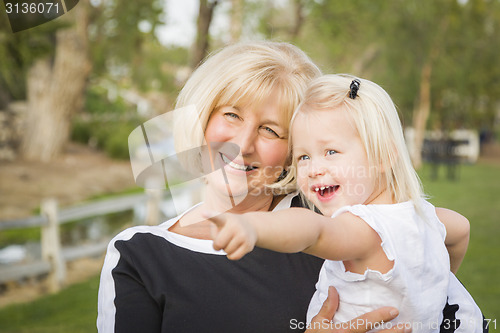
0;143;136;220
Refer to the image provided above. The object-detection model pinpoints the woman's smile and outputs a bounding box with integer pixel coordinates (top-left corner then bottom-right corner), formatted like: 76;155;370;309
220;152;258;173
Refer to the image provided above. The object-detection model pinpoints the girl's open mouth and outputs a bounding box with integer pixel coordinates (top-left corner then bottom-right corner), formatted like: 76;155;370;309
313;185;339;201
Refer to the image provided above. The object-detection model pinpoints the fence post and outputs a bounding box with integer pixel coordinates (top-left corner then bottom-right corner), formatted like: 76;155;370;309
41;199;66;293
145;188;162;226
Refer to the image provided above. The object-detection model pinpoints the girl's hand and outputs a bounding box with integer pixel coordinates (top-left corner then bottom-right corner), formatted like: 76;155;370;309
204;211;257;260
306;287;410;333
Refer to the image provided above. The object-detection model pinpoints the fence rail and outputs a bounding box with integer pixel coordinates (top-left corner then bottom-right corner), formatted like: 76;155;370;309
0;189;167;291
0;193;149;231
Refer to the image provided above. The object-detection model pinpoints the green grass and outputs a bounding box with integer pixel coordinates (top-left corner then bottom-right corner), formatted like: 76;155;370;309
420;162;500;327
0;162;498;332
0;275;99;333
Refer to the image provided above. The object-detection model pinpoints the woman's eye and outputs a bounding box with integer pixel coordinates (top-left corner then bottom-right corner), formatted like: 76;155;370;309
326;150;337;156
260;126;280;138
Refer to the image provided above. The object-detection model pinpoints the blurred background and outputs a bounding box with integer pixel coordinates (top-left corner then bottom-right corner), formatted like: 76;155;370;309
0;0;499;332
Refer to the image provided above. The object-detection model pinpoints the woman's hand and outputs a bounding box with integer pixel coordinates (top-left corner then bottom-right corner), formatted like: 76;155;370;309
204;211;257;260
306;287;410;333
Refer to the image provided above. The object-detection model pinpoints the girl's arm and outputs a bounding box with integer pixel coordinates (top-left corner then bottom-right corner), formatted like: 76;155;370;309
207;208;380;261
435;207;470;273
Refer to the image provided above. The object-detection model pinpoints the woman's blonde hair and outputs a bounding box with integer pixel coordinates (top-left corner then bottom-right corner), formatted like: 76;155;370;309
278;74;425;206
173;41;321;190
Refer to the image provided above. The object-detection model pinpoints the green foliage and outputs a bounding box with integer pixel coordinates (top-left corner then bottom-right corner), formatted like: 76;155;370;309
0;0;170;104
89;0;165;80
0;13;65;103
294;0;387;72
84;85;130;115
72;118;140;160
101;122;139;159
131;41;188;94
292;0;500;132
0;227;40;249
72;87;143;159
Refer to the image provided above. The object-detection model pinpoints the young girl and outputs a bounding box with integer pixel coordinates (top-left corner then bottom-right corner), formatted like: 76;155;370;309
206;74;484;332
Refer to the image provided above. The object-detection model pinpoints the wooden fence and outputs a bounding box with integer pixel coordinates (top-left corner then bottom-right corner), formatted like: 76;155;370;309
0;188;170;292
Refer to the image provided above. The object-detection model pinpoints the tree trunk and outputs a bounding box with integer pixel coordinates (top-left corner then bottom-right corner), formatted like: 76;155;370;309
190;0;218;69
410;60;432;170
289;0;305;40
21;2;91;162
410;18;449;170
230;0;244;43
351;44;380;75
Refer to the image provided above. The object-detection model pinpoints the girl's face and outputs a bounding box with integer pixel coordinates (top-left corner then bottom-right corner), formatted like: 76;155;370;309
203;90;289;205
292;108;386;216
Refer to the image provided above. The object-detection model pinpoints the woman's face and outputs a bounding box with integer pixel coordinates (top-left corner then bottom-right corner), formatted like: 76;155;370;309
204;90;289;204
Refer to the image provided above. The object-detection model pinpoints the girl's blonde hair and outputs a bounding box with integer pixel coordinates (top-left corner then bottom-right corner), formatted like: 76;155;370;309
278;74;425;206
173;41;321;191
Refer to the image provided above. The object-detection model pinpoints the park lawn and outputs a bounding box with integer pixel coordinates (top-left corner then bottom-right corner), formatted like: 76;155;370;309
0;275;99;333
420;161;500;327
0;162;498;332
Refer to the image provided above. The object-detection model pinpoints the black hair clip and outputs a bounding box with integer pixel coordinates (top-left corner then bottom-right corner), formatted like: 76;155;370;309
349;79;361;99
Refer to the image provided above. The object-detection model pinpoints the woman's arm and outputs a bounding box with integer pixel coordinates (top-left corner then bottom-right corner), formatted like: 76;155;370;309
435;207;470;273
207;208;380;262
97;237;162;332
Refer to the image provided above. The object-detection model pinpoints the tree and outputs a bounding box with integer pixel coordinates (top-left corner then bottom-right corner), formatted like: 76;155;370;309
21;2;91;161
293;0;387;74
191;0;219;68
399;3;451;169
18;0;168;161
437;0;500;131
88;0;164;81
289;0;306;40
383;0;500;167
0;13;60;109
230;0;244;43
301;0;500;168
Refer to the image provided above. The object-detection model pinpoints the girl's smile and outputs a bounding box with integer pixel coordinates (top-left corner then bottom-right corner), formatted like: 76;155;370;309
311;184;340;202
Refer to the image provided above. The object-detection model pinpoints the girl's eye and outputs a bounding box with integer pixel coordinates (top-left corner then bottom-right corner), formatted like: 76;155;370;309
298;155;310;161
260;126;280;138
326;150;337;156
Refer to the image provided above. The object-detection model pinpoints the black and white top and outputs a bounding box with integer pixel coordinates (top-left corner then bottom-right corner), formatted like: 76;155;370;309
97;194;324;332
97;193;488;333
